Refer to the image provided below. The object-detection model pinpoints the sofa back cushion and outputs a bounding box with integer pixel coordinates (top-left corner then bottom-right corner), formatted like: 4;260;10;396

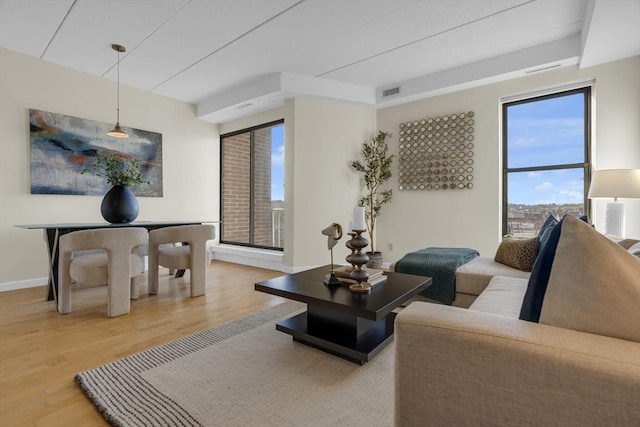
539;215;640;342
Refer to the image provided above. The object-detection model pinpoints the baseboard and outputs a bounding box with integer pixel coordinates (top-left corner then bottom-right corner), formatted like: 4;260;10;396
211;245;287;272
0;277;47;292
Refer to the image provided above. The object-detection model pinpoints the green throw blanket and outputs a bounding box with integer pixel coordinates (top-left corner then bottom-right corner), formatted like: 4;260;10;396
395;247;479;305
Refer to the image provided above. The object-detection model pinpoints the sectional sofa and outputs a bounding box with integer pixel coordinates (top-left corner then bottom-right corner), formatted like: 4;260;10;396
393;215;640;426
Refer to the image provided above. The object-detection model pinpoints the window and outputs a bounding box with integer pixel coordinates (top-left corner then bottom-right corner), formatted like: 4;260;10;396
502;87;591;237
220;120;285;250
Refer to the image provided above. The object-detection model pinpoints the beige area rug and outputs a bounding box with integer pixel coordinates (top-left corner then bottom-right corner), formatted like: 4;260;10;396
76;302;394;427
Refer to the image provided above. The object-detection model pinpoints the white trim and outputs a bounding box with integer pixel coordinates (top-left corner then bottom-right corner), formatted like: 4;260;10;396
0;277;47;292
500;78;596;104
211;244;287;272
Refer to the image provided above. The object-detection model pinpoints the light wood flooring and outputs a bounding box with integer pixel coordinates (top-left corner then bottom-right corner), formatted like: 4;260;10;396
0;261;286;426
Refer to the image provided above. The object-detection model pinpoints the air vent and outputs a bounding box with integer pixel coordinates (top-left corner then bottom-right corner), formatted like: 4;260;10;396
382;86;400;97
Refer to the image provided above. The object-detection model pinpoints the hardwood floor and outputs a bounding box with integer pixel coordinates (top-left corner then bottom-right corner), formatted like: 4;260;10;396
0;261;287;426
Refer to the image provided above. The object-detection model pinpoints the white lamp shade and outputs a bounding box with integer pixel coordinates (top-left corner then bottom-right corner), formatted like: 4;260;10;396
588;169;640;200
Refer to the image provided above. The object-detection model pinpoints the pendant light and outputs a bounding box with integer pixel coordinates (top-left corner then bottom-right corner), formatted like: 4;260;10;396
107;44;129;138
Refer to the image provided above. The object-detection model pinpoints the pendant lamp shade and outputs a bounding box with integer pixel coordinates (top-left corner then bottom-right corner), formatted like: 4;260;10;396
107;44;128;138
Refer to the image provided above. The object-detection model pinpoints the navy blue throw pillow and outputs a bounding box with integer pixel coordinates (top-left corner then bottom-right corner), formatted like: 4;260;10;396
538;214;558;236
537;215;559;254
519;216;565;322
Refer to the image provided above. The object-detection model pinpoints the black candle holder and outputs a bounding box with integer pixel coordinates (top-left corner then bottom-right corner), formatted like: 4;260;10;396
346;230;370;293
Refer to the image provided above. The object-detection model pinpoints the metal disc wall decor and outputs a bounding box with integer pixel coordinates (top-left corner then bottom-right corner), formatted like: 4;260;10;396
398;111;475;191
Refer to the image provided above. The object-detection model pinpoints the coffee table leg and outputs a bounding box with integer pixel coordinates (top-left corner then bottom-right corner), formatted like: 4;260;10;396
275;305;396;364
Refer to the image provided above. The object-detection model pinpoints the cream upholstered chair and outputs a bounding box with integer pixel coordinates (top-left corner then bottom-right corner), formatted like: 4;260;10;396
58;227;148;317
148;224;215;297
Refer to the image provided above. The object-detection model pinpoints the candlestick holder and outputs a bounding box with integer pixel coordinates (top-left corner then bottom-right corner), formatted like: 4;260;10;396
345;232;356;265
346;230;370;293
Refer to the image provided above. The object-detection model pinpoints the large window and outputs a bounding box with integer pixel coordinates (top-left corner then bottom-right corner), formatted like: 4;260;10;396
502;87;591;237
220;120;284;250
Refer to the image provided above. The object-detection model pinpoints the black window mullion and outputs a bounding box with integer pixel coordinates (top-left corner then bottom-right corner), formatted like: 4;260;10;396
249;129;255;246
502;87;591;236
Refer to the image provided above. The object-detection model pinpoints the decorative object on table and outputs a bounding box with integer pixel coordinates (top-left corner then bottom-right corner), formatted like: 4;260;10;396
106;44;128;138
321;223;344;287
346;207;371;293
82;153;150;223
29;109;162;196
588;168;640;237
398;111;475;192
345;223;356;265
351;131;394;268
325;265;386;287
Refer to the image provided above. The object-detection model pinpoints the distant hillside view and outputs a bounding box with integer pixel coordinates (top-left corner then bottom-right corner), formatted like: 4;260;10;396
507;203;584;238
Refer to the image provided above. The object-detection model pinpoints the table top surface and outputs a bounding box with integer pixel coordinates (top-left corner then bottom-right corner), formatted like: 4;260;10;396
255;265;432;320
16;220;219;230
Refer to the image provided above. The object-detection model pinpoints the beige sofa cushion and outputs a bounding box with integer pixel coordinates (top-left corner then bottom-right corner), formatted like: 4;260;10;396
469;276;529;318
456;256;530;296
540;215;640;343
394;302;640;426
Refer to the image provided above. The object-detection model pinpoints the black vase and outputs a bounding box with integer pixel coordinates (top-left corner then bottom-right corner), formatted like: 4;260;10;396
101;185;139;223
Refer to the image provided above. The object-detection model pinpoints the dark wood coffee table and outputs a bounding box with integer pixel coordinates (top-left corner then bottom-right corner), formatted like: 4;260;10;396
255;265;432;364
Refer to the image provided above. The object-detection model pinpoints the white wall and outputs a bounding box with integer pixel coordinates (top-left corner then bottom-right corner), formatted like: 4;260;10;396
376;56;640;262
0;48;219;286
285;97;377;270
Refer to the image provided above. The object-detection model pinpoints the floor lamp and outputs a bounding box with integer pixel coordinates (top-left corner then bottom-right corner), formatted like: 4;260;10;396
588;169;640;237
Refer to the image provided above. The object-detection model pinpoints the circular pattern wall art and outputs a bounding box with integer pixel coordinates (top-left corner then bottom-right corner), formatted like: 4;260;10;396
398;111;475;191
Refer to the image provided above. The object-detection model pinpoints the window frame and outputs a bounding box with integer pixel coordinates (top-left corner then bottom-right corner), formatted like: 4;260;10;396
501;87;592;236
219;119;285;251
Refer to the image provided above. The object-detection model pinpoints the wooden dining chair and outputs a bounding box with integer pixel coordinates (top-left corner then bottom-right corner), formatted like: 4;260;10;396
58;227;148;317
148;224;215;297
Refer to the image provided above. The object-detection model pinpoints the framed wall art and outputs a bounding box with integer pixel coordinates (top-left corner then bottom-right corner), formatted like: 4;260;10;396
398;111;475;191
29;109;162;197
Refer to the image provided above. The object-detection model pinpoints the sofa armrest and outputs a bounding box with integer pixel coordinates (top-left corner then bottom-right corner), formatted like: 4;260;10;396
394;302;640;426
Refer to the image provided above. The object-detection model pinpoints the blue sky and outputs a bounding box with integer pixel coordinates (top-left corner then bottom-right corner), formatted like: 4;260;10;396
271;124;285;201
506;92;586;205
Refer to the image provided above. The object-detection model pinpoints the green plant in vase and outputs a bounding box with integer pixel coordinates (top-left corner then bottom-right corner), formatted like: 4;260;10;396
351;130;394;268
82;153;149;223
82;153;149;187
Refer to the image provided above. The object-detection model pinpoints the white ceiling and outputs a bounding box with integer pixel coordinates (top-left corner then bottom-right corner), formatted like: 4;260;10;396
1;0;639;124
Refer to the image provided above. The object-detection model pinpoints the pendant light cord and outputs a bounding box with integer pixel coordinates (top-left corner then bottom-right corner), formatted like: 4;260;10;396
116;48;120;123
107;44;128;138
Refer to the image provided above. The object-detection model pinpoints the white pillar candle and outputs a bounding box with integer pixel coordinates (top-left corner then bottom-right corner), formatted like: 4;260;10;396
353;207;366;231
348;221;354;233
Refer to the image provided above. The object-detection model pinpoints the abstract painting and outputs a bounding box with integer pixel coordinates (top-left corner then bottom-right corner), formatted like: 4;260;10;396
29;109;162;196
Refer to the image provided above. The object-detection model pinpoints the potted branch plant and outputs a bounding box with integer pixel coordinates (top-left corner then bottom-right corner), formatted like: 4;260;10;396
351;130;394;268
82;153;149;223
